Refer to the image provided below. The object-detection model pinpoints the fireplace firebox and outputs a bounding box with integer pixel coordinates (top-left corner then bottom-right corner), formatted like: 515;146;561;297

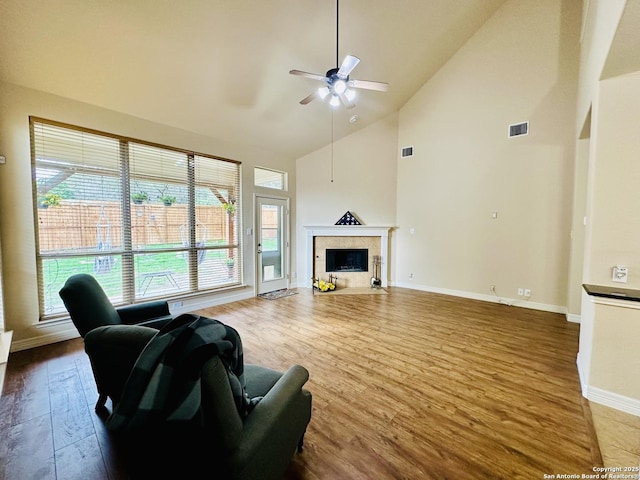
326;248;368;272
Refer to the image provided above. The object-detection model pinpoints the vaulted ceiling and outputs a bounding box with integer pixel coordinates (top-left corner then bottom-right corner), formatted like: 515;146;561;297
0;0;507;159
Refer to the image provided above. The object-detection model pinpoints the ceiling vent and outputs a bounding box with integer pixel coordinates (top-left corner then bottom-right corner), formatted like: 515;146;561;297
401;146;414;158
508;121;529;138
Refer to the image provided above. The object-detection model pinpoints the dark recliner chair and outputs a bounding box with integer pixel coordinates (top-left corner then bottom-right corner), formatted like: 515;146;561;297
59;273;175;337
59;274;312;480
87;324;312;480
59;273;175;410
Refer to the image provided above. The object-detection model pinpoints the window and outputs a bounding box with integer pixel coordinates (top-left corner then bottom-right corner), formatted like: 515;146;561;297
31;118;241;319
254;167;286;191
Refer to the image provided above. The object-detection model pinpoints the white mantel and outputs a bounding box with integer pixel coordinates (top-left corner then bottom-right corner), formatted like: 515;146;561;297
304;226;392;288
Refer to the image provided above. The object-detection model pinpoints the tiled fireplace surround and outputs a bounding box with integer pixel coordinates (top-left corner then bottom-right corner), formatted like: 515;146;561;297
304;226;391;289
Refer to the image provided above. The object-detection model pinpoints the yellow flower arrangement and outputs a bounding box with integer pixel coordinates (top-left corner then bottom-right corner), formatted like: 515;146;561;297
313;279;336;292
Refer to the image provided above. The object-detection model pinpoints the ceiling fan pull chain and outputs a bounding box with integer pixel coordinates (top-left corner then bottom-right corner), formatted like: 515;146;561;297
331;111;334;183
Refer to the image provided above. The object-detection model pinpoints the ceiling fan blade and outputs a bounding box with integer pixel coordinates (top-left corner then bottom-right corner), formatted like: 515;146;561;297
337;55;360;77
348;79;389;92
300;91;319;105
289;69;326;82
338;92;356;109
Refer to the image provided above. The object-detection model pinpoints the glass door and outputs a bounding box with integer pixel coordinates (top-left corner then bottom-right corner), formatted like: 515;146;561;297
256;196;289;294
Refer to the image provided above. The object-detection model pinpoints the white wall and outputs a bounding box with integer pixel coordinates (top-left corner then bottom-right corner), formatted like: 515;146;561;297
575;0;628;135
585;73;640;286
295;113;399;284
575;0;640;414
0;81;296;350
578;72;640;409
393;0;581;310
566;138;589;320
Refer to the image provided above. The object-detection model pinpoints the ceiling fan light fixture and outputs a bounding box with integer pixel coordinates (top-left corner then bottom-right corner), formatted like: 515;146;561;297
333;79;347;95
344;88;356;102
289;0;388;108
318;86;330;99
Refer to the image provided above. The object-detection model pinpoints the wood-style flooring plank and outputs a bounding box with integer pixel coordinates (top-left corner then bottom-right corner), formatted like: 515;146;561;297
0;286;607;479
197;287;599;479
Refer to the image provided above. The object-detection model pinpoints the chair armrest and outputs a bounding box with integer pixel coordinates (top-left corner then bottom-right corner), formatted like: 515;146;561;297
84;325;158;405
117;300;171;325
230;365;312;480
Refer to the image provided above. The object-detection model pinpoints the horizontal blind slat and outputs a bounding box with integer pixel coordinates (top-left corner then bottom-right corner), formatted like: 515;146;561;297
31;118;242;319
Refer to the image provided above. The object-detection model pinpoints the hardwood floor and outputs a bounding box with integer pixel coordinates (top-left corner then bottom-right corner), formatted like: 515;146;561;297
0;287;610;479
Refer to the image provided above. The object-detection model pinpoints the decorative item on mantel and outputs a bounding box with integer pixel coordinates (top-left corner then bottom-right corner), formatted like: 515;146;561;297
335;211;361;225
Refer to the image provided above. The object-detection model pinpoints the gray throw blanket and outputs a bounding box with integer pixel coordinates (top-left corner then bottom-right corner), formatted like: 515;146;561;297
107;314;252;433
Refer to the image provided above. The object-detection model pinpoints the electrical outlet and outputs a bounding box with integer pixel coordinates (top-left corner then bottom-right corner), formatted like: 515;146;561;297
518;288;524;296
524;288;531;297
612;266;628;283
409;273;414;279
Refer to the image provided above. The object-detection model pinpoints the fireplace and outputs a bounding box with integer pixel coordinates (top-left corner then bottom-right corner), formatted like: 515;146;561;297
304;225;391;288
326;248;368;272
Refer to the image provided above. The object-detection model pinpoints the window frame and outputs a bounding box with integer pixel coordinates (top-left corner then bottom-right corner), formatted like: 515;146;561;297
30;117;242;320
254;166;287;191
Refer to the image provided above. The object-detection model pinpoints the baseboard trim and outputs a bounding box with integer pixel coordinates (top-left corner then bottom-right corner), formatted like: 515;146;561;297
586;386;640;417
391;282;567;315
11;326;79;353
566;313;581;323
576;353;640;416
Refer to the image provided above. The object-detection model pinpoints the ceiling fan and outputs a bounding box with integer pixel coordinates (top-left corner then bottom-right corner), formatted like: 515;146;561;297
289;0;388;109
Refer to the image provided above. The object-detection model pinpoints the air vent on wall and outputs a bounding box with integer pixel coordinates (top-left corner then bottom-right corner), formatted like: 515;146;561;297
401;146;414;158
508;121;529;138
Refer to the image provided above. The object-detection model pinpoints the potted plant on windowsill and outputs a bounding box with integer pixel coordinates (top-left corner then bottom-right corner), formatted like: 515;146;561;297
131;191;148;204
225;257;235;277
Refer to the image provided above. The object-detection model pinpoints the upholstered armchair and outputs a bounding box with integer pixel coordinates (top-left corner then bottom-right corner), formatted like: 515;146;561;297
60;274;312;479
85;324;312;480
59;273;174;337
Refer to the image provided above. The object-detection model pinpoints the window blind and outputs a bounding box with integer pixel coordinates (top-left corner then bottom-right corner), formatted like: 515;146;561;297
31;118;242;319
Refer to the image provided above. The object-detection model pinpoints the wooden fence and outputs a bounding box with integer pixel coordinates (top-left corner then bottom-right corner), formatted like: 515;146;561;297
37;201;232;252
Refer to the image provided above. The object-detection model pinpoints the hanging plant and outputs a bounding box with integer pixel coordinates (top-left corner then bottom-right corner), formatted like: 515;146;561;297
38;192;62;208
131;191;148;204
223;202;236;215
157;185;176;206
159;195;176;206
